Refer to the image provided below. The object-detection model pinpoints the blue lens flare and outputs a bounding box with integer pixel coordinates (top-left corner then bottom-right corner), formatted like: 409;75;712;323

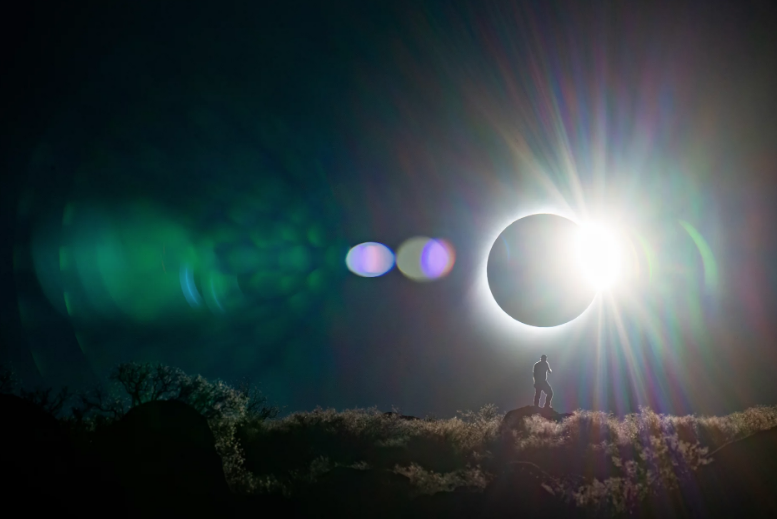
345;242;395;277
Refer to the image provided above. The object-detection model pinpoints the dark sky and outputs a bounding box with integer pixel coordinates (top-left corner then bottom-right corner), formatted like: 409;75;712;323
2;1;777;418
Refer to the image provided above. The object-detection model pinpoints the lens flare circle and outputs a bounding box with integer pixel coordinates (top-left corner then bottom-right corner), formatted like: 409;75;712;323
397;237;456;282
421;238;456;279
346;242;395;277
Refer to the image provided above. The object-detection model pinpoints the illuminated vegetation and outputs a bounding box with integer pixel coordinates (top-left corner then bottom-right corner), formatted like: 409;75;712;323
2;362;777;516
238;401;777;515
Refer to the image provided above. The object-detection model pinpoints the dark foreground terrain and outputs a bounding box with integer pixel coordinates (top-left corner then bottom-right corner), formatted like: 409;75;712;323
3;365;777;518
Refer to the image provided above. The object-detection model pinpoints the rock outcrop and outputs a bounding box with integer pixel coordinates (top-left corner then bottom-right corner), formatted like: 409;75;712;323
500;405;573;439
95;399;231;518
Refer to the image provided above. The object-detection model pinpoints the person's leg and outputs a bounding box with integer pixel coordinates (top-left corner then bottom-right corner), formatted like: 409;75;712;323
533;385;541;406
544;383;553;408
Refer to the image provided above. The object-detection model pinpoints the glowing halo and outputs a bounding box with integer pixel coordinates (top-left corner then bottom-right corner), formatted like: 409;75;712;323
475;205;629;333
471;207;585;335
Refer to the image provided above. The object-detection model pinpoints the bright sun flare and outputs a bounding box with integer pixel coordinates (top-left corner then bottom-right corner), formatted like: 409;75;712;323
575;225;622;291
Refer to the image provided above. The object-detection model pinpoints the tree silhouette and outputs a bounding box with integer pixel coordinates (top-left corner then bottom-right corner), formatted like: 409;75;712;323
73;362;277;424
19;386;72;417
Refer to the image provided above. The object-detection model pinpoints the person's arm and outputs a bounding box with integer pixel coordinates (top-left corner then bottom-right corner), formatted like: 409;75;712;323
547;362;552;373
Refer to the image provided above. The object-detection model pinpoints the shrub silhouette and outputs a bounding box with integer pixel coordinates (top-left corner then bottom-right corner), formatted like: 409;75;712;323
6;359;777;517
0;364;71;417
72;362;275;421
66;362;278;493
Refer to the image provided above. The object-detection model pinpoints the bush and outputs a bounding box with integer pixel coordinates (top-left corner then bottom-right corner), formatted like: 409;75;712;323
236;403;777;503
67;362;278;493
237;404;503;494
7;358;777;512
511;406;777;517
394;463;490;496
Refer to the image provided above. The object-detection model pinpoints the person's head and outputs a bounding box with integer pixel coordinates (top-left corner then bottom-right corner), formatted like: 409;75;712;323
541;355;547;361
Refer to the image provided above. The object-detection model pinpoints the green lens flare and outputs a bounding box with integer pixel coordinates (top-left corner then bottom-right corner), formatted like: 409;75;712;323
679;220;719;290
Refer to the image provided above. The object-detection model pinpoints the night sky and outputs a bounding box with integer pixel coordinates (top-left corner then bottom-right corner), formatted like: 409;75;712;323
2;1;777;418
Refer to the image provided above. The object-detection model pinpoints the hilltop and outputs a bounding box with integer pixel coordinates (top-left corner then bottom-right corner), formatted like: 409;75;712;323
2;362;777;518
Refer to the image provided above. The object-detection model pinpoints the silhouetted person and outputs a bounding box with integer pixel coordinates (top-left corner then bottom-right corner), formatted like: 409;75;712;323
533;355;553;408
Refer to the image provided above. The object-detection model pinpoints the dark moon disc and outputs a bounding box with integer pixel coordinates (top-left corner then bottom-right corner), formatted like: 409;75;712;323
487;214;597;327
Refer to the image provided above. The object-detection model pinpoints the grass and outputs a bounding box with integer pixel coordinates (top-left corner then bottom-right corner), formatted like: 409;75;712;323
237;403;777;515
235;405;502;495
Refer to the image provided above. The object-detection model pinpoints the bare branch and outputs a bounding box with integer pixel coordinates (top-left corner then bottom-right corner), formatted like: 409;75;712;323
237;379;278;421
75;385;127;421
19;386;72;417
149;363;181;401
111;362;153;407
